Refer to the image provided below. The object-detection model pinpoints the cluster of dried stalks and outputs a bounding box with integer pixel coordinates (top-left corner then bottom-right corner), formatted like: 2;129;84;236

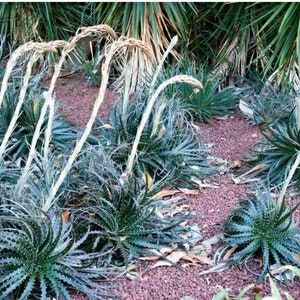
0;24;203;212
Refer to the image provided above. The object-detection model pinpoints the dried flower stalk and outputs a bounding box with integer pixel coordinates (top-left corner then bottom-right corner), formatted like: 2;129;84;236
44;36;152;212
125;75;203;178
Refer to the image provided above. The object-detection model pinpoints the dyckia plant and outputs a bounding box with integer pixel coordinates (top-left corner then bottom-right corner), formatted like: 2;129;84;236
158;58;239;123
0;200;113;300
221;185;300;281
0;81;78;163
95;93;214;188
249;110;300;187
71;152;190;265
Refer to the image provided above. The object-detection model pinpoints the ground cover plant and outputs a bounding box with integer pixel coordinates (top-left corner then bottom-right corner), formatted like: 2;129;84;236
0;76;78;163
250;110;300;187
220;185;300;281
0;198;114;300
157;57;240;123
65;145;192;266
240;84;300;189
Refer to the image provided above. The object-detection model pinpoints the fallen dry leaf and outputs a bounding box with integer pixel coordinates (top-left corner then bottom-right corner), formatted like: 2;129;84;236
61;210;70;225
231;160;242;169
125;272;143;281
222;245;238;260
190;177;220;188
152;189;198;199
102;123;114;129
232;164;267;184
151;250;187;268
140;246;174;261
239;99;254;119
209;160;221;166
232;176;260;184
142;171;153;188
158;125;167;139
189;244;206;254
199;262;228;275
237;164;267;178
159;246;174;255
202;233;223;253
178;188;199;195
214;115;230;120
139;254;162;261
182;252;213;266
292;252;300;263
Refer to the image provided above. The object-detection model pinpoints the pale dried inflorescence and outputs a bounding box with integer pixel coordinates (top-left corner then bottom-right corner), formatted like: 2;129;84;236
0;25;203;213
44;33;156;212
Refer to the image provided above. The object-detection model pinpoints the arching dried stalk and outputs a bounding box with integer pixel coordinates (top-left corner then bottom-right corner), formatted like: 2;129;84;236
149;36;178;93
44;35;153;212
43;25;117;158
277;151;300;207
0;41;67;109
123;35;203;178
0;41;67;160
0;25;117;198
125;74;203;178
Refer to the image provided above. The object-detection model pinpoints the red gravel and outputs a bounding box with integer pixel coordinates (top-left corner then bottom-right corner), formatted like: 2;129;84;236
53;74;300;300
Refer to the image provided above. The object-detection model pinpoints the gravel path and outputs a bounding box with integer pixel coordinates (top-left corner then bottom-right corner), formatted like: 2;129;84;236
53;74;300;299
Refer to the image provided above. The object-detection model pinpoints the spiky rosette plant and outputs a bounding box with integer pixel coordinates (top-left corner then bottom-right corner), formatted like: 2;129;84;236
70;146;190;265
0;157;20;185
249;109;300;187
248;79;295;126
220;185;300;281
0;200;114;300
94;92;214;188
0;79;78;163
157;58;240;123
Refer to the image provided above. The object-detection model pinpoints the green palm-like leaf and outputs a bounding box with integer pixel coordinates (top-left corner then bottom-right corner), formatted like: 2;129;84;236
84;3;197;92
221;185;300;281
255;3;300;81
89;3;195;59
0;3;89;53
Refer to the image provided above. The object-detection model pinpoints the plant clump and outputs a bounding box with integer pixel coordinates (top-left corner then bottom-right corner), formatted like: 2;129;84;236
0;24;220;299
220;185;300;281
158;58;240;123
0;77;78;164
249;109;300;187
94;93;215;188
0;199;113;300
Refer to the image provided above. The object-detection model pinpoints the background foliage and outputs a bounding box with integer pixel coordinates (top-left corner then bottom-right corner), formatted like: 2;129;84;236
1;2;299;87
